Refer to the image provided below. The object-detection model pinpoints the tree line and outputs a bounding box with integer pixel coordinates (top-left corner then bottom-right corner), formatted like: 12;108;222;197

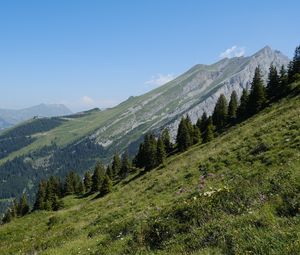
2;44;300;224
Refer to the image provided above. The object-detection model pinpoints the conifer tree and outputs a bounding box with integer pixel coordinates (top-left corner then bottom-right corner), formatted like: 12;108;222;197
133;143;146;169
52;195;64;211
161;128;173;154
279;65;288;95
2;208;13;223
83;171;92;193
156;136;166;165
248;67;266;115
144;133;158;171
106;165;114;180
185;114;194;138
192;125;202;144
112;153;121;177
288;45;300;82
34;180;47;210
120;151;130;178
199;112;208;135
99;174;112;196
176;117;192;152
266;64;280;100
212;94;228;130
204;117;214;143
17;193;30;216
64;171;77;195
228;90;238;123
237;88;249;120
91;162;105;193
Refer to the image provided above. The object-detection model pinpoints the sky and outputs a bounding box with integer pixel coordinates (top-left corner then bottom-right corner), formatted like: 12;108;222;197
0;0;299;112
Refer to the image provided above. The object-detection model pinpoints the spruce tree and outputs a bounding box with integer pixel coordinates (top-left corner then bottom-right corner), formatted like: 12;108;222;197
248;67;266;115
176;117;192;152
161;128;173;154
112;153;121;177
144;133;158;171
279;65;288;95
204;117;214;143
212;94;228;130
120;151;130;178
133;143;146;169
199;112;208;135
237;88;249;120
34;180;47;210
91;162;105;193
106;165;114;180
17;193;30;216
83;171;92;193
288;45;300;82
64;171;76;195
228;90;238;124
99;174;112;196
192;125;202;144
266;64;280;100
52;195;64;211
156;136;166;165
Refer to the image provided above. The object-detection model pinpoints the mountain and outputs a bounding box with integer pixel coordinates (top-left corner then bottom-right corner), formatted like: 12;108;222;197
0;104;72;130
1;82;300;254
0;46;289;212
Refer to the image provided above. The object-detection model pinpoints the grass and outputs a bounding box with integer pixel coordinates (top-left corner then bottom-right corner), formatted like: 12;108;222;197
0;91;300;254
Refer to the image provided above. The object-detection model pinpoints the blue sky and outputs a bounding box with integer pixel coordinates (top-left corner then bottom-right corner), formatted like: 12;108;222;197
0;0;299;112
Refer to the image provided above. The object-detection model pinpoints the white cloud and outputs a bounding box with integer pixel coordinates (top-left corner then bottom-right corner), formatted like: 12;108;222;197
81;96;95;106
219;46;246;59
145;73;176;87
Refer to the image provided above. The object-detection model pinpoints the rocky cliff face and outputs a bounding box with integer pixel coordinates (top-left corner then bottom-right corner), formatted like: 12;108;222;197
90;46;289;143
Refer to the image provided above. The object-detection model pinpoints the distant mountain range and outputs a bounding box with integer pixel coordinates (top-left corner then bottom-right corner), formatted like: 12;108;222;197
0;46;290;212
0;104;72;130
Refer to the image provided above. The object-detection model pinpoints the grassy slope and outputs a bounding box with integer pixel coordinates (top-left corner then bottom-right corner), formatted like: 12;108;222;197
1;91;300;255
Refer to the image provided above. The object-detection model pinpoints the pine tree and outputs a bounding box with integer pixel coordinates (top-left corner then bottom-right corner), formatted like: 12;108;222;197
34;180;47;210
279;65;288;95
161;128;173;154
106;165;114;180
156;136;166;165
192;125;202;144
199;112;208;135
83;171;92;193
17;193;30;216
212;94;228;130
185;114;194;138
112;153;121;177
176;117;192;152
64;171;76;195
120;151;130;178
248;67;266;115
99;174;112;196
288;45;300;82
91;162;105;193
204;117;214;143
52;195;64;211
266;64;280;100
237;88;249;120
228;90;238;124
133;143;146;169
2;208;13;223
144;133;158;171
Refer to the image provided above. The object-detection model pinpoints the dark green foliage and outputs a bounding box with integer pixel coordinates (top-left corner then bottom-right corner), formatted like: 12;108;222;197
106;165;114;180
248;67;266;115
266;64;280;100
176;117;192;152
120;152;131;179
228;90;238;123
33;180;47;210
64;171;82;195
83;172;92;193
212;94;228;130
91;162;105;193
237;89;249;120
192;125;202;144
52;195;64;211
204;117;214;143
161;128;173;154
144;134;158;171
112;153;121;177
17;193;29;216
99;174;112;196
288;45;300;82
198;112;208;136
156;136;166;166
279;65;288;95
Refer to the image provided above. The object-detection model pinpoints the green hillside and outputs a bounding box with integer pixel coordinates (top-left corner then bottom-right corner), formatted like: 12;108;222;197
1;83;299;255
